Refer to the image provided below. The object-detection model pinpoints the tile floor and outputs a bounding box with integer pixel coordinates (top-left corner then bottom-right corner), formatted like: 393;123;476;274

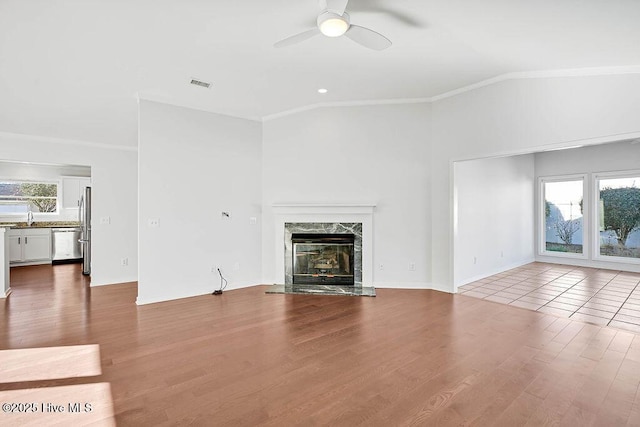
458;262;640;334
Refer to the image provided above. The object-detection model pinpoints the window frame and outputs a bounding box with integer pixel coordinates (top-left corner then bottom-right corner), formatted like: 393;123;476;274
593;169;640;265
538;174;588;260
0;178;60;216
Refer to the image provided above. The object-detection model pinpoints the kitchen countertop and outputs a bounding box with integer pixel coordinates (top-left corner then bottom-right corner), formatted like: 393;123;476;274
0;221;81;229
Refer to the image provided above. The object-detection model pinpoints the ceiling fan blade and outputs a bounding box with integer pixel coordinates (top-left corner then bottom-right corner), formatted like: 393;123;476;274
354;5;424;27
326;0;349;15
345;25;391;50
274;28;320;48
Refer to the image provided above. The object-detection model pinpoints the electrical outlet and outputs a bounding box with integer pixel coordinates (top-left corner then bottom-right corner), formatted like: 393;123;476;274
148;218;159;227
211;266;218;273
500;251;504;258
121;257;128;267
379;263;384;270
408;262;416;271
249;217;257;225
233;262;240;271
100;216;111;225
473;256;477;264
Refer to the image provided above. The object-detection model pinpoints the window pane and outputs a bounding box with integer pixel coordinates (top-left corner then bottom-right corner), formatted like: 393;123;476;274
0;181;58;214
544;180;583;254
598;176;640;259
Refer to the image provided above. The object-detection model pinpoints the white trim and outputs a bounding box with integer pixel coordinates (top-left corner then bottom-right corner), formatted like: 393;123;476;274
592;169;640;265
374;281;431;290
262;65;640;121
0;131;137;152
538;174;588;260
535;255;640;273
429;66;640;103
272;203;376;214
455;258;536;288
136;281;257;305
451;131;640;163
1;227;9;297
137;93;263;123
272;204;375;287
262;98;430;122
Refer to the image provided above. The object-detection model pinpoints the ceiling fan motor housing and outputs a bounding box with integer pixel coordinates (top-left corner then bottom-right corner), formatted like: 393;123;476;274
317;11;350;37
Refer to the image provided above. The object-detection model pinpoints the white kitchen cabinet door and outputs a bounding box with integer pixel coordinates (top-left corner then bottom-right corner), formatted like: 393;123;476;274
9;229;52;263
62;177;91;209
62;177;81;208
8;234;21;262
22;233;51;261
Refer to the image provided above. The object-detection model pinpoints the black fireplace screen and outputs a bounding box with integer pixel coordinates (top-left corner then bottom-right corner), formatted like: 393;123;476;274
292;233;355;285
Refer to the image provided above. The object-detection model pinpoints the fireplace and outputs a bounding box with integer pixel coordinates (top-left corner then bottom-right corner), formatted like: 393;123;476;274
267;205;377;296
283;222;363;287
292;233;355;286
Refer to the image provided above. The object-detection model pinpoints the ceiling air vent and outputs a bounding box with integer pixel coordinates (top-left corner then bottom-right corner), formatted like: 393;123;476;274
190;78;211;89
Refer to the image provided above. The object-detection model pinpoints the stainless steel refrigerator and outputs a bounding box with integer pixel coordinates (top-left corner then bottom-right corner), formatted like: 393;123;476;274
79;186;91;275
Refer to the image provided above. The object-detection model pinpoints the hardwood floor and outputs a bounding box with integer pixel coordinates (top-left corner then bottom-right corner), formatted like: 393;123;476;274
1;264;640;426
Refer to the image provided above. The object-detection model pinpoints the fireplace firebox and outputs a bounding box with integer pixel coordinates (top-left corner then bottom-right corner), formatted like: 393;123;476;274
292;233;355;286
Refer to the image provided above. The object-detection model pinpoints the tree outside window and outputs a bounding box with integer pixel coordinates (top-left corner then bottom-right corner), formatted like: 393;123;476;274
0;181;58;214
598;177;640;259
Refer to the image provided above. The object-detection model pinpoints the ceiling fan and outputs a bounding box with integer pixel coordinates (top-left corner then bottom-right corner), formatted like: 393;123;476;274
274;0;392;51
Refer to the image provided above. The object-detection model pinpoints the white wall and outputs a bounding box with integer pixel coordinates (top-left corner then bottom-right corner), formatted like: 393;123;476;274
535;140;640;271
454;154;535;287
262;103;432;289
0;133;138;286
138;100;262;304
431;73;640;291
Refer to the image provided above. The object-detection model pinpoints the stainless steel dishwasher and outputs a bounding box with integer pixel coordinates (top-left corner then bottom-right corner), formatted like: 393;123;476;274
51;227;83;263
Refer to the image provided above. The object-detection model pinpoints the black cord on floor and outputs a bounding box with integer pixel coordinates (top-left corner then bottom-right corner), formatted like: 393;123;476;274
213;268;228;295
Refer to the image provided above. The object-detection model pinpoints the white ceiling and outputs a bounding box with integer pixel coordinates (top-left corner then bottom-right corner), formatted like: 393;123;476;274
2;0;640;146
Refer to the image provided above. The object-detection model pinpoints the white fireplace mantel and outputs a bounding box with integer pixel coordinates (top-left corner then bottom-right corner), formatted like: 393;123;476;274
272;203;376;287
272;204;376;215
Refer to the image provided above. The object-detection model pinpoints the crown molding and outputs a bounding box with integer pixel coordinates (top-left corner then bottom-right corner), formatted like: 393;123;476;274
262;65;640;121
136;93;262;123
262;97;431;122
429;65;640;102
0;131;137;152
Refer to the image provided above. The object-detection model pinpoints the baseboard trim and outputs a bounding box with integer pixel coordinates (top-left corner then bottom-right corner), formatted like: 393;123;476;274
455;258;536;288
373;281;454;293
136;281;258;306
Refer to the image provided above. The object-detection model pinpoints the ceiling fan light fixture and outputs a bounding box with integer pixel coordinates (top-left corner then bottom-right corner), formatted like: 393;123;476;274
318;11;350;37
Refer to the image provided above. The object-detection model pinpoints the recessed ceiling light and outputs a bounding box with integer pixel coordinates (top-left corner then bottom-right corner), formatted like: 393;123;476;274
318;88;328;94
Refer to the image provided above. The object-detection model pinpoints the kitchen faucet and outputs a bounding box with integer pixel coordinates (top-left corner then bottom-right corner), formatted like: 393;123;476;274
27;209;34;226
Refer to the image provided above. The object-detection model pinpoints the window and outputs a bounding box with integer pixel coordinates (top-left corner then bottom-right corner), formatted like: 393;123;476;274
0;180;59;215
541;177;585;255
595;173;640;261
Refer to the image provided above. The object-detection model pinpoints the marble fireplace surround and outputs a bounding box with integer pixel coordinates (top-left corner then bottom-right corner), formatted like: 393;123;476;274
285;222;362;286
272;204;375;288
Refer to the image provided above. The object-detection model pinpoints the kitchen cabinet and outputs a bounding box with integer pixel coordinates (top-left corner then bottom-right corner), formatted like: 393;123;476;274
8;228;51;264
62;177;91;209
